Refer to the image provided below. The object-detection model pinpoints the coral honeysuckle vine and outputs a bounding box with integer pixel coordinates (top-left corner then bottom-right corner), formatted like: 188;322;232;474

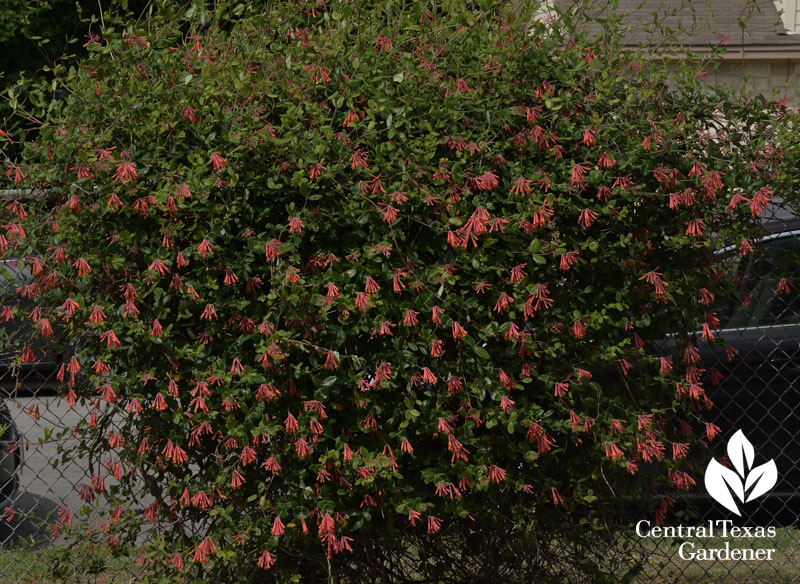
0;0;794;581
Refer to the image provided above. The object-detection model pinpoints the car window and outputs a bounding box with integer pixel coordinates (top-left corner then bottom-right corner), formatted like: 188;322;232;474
717;235;800;329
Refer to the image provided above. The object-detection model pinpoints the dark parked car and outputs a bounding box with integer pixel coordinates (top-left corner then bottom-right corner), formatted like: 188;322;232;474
694;222;800;521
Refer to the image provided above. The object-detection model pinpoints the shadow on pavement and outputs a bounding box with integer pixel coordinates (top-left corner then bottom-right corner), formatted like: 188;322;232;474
0;492;59;547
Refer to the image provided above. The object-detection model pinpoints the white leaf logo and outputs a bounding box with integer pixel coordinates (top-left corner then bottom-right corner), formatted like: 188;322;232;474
704;429;777;516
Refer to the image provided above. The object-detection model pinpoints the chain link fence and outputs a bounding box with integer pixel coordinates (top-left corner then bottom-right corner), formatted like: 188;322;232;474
620;208;800;584
0;256;145;583
2;214;800;583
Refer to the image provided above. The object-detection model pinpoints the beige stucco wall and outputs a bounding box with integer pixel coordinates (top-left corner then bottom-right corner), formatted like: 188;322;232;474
774;0;800;33
707;59;800;100
664;58;800;102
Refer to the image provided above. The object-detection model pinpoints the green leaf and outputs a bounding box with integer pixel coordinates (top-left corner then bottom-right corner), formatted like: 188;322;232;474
474;346;490;360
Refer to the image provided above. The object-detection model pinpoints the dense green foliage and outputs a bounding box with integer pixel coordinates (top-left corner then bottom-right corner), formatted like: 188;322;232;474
2;1;796;582
0;0;149;138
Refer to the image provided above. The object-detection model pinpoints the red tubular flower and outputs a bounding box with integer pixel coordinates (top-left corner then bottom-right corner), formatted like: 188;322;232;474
578;208;598;228
403;309;419;326
192;537;217;564
284;414;298;433
323;351;339;370
349;148;368;168
427;516;442;534
685;219;706;237
570;162;588;186
683;345;700;365
223;267;238;285
705;422;721;441
510;176;531;196
498;369;515;390
554;382;568;398
197;238;213;258
672;443;689;459
264;239;282;262
604;442;624;460
89;305;106;324
505;322;520;341
447;229;465;249
668;469;696;490
99;330;121;348
467;167;495;190
447;435;469;462
170;553;183;570
113;160;138;183
493;292;514;313
749;186;772;217
263;457;281;474
26;404;39;420
210;151;227;171
231;470;245;488
364;277;380;294
318;513;335;542
288;216;305;233
597;152;616;168
509;264;527;284
451;322;467;340
152;393;167;411
257;550;275;569
73;258;92;276
37;319;53;339
172;444;187;465
408;509;421;525
149;258;169;275
191;491;211;509
200;304;217;320
487;465;506;483
230;358;244;375
295;439;310;458
354;292;371;311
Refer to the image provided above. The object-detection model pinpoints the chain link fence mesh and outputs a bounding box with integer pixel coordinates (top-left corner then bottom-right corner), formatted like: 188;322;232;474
2;213;800;583
617;208;800;584
0;256;147;583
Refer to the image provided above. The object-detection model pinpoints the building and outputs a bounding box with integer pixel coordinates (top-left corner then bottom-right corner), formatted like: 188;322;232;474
551;0;800;100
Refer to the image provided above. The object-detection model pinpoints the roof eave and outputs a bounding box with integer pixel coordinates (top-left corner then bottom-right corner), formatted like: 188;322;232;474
626;43;800;60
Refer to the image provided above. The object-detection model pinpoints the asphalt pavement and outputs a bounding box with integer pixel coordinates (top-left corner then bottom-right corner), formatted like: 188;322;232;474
0;397;93;546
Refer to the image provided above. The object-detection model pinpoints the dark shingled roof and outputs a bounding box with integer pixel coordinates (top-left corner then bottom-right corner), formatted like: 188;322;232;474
556;0;800;47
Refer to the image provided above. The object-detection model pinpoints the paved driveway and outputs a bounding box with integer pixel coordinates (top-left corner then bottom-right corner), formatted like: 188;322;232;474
0;397;93;545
